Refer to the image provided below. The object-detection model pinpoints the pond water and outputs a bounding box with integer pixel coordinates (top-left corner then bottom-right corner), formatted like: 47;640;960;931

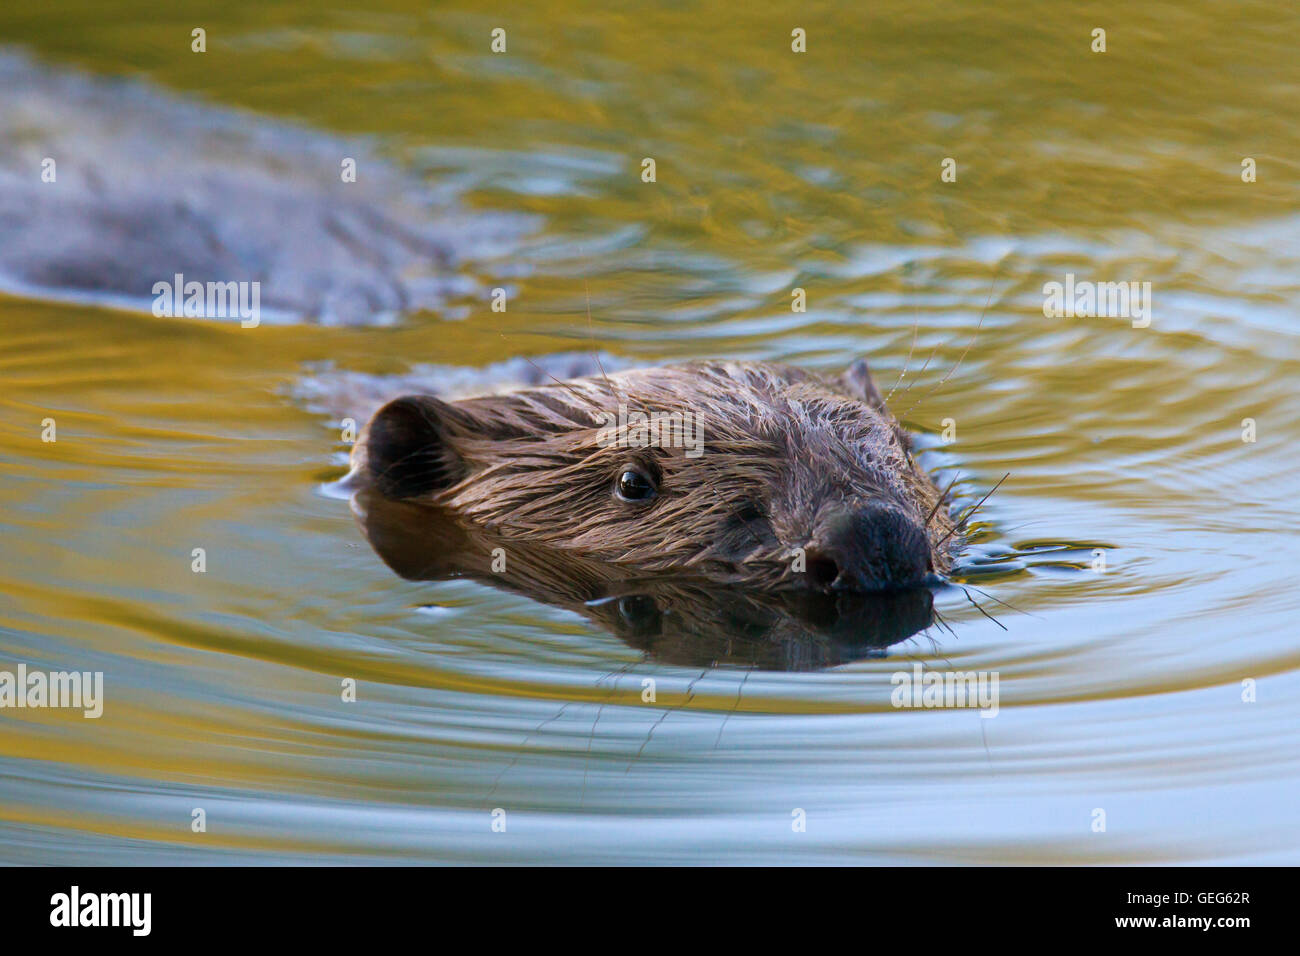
1;0;1298;863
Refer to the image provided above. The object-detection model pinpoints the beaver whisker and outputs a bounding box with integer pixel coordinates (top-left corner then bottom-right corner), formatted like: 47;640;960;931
582;275;625;409
925;470;964;527
890;338;942;402
936;472;1010;549
882;266;923;406
504;339;611;417
626;667;709;773
898;266;1002;420
713;662;756;750
483;654;643;806
961;581;1038;620
961;586;1008;630
581;653;635;808
930;606;959;640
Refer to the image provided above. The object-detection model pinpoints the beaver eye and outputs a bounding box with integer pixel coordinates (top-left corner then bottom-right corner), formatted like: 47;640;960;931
615;468;656;502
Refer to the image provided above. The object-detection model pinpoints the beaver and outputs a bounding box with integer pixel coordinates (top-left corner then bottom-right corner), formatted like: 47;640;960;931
350;357;958;594
354;492;937;670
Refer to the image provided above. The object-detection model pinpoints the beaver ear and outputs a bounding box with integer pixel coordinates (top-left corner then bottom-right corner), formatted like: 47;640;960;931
359;395;469;499
841;358;886;410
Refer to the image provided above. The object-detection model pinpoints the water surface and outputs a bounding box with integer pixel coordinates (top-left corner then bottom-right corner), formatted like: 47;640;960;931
1;0;1298;863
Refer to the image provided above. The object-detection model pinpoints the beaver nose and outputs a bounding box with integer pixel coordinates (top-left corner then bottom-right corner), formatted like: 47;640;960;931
803;503;931;592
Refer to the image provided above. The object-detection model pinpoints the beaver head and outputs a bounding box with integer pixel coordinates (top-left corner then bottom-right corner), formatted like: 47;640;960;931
350;359;957;592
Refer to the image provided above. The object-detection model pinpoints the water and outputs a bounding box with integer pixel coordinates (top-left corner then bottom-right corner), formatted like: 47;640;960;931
1;0;1298;863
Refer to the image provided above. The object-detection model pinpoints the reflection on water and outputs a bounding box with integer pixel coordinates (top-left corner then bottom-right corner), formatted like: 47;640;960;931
355;492;939;670
1;0;1300;863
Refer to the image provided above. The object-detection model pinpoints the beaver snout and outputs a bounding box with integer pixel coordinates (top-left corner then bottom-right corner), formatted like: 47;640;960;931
802;502;931;593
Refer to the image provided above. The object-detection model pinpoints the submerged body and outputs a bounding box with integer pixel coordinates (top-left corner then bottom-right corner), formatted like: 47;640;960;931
0;47;527;324
352;358;958;593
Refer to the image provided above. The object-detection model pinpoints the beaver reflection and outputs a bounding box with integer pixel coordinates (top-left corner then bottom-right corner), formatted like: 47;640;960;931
354;492;936;672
